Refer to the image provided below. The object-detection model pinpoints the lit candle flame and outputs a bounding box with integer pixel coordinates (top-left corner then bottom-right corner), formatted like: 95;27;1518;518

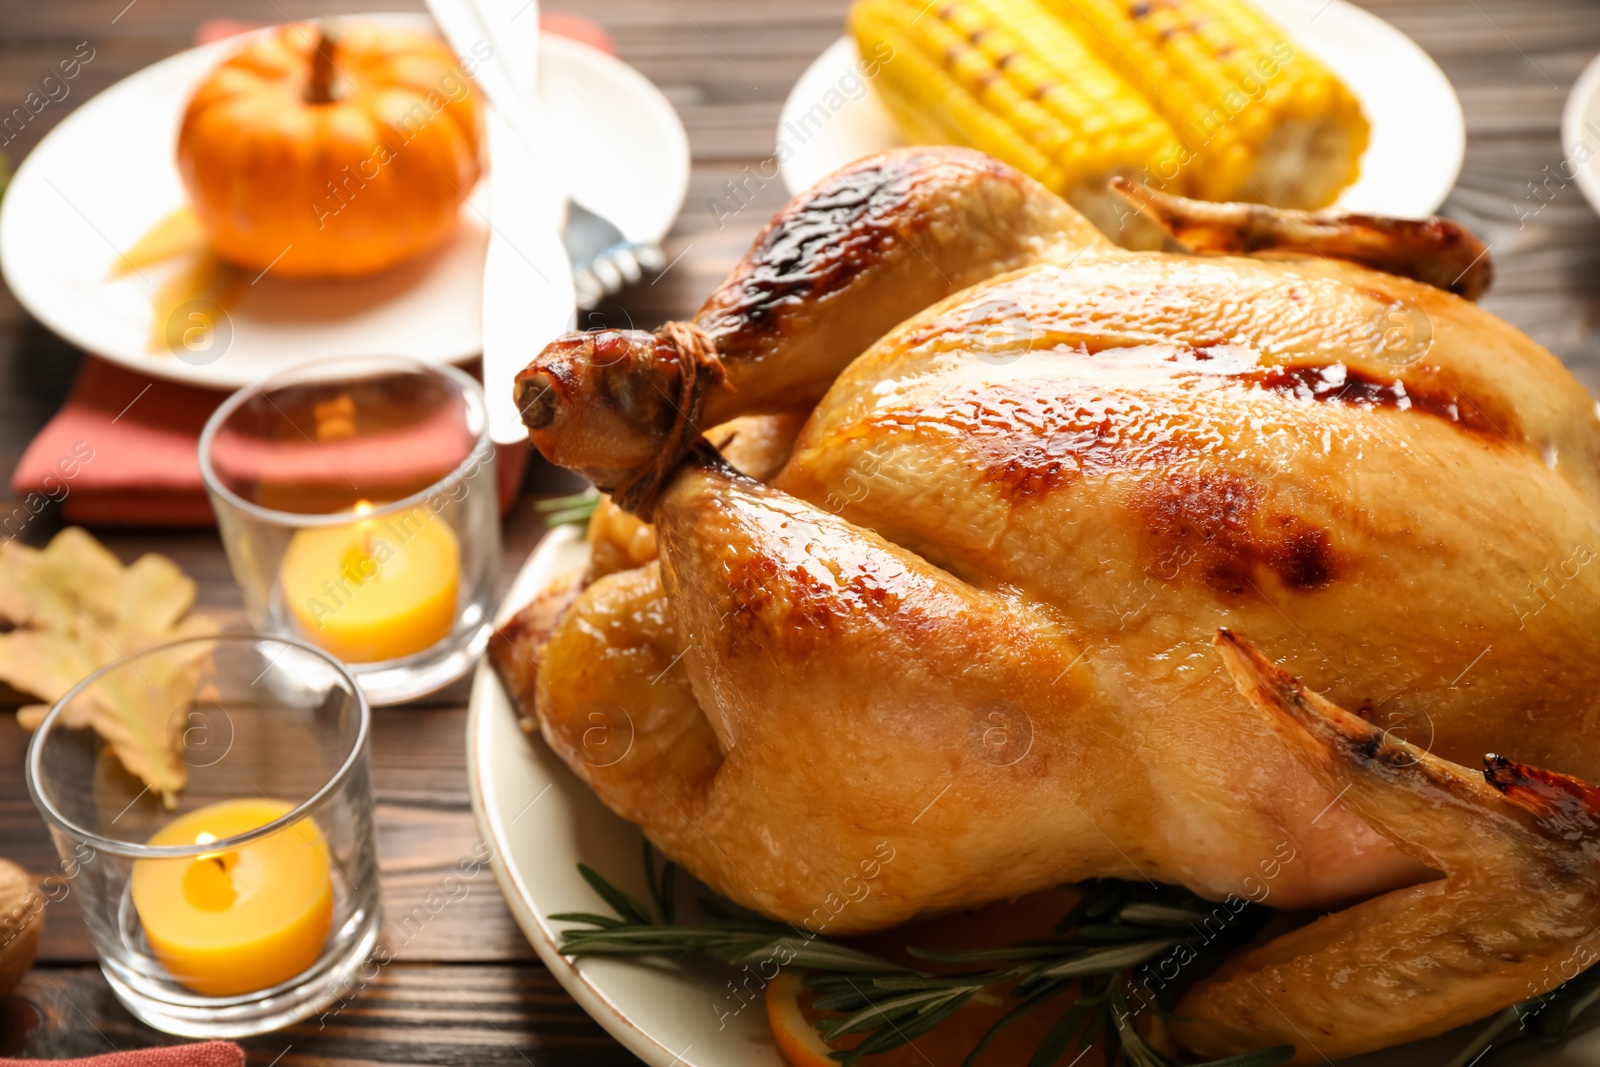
195;831;228;871
355;499;374;556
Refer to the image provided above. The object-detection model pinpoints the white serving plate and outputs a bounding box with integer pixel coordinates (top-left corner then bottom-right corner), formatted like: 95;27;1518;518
0;13;688;389
1564;50;1600;219
469;530;1600;1067
777;0;1465;219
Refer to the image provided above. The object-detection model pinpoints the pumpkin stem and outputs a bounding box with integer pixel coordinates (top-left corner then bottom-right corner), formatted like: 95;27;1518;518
306;21;340;105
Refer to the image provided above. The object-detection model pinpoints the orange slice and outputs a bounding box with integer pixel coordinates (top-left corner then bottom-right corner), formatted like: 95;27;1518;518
767;969;840;1067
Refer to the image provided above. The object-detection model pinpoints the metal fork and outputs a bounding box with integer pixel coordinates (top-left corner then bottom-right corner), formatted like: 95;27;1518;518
424;0;661;311
561;201;664;309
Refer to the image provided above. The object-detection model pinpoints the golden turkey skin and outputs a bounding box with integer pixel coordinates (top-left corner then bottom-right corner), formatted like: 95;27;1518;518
500;146;1600;1062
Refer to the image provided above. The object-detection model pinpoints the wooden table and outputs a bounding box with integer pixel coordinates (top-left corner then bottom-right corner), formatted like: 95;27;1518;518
0;0;1597;1063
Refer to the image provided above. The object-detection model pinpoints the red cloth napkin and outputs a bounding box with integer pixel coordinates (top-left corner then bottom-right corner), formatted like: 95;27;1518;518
0;1041;245;1067
10;14;618;526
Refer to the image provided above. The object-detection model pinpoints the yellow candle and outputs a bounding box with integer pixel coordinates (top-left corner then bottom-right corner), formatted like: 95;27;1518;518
130;798;333;997
280;501;461;663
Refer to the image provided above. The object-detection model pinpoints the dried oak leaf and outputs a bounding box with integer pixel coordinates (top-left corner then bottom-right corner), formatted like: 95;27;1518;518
0;528;218;805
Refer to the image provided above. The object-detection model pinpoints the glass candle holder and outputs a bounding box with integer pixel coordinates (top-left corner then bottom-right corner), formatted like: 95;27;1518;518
25;634;380;1038
199;357;500;705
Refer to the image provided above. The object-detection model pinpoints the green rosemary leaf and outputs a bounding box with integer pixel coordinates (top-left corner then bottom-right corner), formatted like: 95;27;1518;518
1071;923;1177;943
577;862;655;926
1114;902;1211;928
869;973;1006;992
559;924;773;959
1035;938;1182;979
638;841;679;925
1026;996;1095;1067
643;840;663;921
554;942;705;958
820;987;964;1041
811;987;881;1013
1084;884;1128;918
839;990;978;1066
908;944;1067;963
1077;977;1113;1049
544;508;593;527
809;972;881;992
960;979;1073;1067
661;862;678;923
752;937;909;975
1108;975;1163;1067
545;911;627;928
536;489;600;528
1190;1047;1296;1067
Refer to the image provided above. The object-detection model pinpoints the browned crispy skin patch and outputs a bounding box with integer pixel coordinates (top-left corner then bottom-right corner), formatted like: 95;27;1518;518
1484;754;1600;836
696;148;1036;362
863;377;1347;592
1245;363;1518;441
867;347;1515;513
713;549;914;660
875;378;1194;501
1130;472;1340;594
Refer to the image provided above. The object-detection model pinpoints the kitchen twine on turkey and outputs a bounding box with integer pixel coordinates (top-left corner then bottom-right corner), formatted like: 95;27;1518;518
612;320;727;517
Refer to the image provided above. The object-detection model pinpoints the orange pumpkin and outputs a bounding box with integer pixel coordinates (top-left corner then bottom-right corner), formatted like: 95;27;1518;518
177;21;484;279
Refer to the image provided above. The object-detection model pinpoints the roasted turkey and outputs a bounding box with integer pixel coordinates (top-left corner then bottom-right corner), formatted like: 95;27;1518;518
493;146;1600;1062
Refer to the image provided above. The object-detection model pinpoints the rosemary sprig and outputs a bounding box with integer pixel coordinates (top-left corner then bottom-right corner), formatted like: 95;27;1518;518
558;847;1600;1066
536;488;601;528
556;848;1289;1066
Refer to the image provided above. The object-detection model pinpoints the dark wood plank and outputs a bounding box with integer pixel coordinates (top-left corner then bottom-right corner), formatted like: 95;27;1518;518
0;0;1598;1062
4;965;641;1065
0;704;536;965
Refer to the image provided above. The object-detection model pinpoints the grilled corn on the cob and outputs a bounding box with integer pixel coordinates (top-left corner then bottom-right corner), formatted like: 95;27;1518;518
849;0;1187;201
850;0;1369;212
1039;0;1368;207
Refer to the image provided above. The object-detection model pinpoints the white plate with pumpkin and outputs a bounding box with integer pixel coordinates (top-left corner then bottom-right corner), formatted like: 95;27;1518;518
0;12;688;389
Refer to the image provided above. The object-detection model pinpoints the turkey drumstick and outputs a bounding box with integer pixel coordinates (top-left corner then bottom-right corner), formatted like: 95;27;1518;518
515;147;1494;514
513;146;1108;505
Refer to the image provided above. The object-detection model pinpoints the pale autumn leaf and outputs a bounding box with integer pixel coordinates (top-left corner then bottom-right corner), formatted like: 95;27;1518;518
13;529;128;633
78;643;212;809
120;554;197;637
3;528;215;802
0;628;104;716
0;542;32;624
